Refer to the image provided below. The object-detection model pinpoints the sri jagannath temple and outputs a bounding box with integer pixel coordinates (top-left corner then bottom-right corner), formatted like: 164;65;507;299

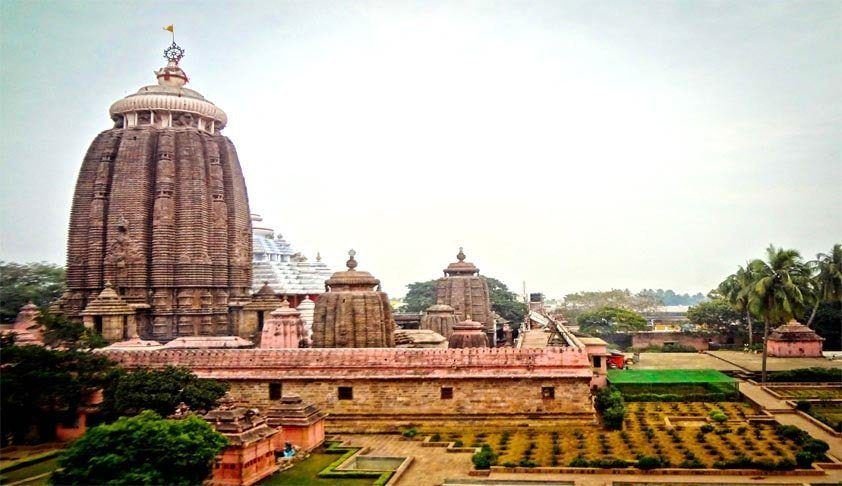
4;32;840;486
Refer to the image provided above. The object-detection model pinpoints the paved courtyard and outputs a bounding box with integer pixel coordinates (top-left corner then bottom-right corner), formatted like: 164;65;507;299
707;350;842;372
625;352;739;370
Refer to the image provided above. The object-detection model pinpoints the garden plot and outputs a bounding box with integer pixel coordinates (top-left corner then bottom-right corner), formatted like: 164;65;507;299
424;402;818;469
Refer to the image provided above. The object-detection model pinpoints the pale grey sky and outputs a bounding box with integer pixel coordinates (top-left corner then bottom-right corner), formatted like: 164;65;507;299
1;1;840;298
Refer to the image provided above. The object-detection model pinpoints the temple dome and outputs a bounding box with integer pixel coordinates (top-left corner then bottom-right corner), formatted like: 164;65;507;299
108;44;227;131
311;251;395;348
435;248;494;336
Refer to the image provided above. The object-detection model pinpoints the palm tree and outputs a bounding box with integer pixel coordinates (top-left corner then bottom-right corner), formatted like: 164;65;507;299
749;245;811;383
718;264;757;346
806;243;842;327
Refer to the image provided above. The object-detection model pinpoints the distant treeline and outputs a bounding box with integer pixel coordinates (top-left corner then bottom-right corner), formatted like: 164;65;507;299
638;289;706;306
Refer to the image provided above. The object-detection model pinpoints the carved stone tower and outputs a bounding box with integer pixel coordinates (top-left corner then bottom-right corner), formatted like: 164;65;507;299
435;248;494;336
58;41;252;341
311;251;395;348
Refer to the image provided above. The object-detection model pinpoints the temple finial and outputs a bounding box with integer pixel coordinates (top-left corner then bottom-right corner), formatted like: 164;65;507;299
316;251;322;262
457;247;466;262
346;249;358;270
162;25;184;65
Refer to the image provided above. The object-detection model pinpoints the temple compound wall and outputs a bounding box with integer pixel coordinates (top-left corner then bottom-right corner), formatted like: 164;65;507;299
105;347;595;432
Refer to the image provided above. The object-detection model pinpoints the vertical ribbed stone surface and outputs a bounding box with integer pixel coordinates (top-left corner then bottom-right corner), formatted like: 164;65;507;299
419;304;457;339
312;252;395;348
61;48;252;341
435;248;494;333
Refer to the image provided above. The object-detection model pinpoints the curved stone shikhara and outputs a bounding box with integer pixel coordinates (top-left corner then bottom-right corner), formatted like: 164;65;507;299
312;291;395;348
62;126;252;341
435;249;494;332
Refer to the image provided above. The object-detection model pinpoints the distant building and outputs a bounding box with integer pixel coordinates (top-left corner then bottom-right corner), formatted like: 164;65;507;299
643;305;690;331
251;214;333;308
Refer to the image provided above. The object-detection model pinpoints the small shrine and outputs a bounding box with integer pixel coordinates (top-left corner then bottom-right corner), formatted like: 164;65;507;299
204;396;279;486
296;296;315;341
266;394;327;452
260;299;307;348
448;317;489;348
767;319;824;357
435;248;494;339
419;304;457;339
311;250;395;348
241;282;282;342
4;301;45;346
80;282;136;343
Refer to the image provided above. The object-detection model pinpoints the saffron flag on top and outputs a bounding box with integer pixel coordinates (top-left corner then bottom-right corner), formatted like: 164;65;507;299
163;25;174;33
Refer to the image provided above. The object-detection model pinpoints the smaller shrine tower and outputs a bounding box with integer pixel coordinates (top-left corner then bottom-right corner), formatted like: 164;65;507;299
311;250;395;348
435;248;494;338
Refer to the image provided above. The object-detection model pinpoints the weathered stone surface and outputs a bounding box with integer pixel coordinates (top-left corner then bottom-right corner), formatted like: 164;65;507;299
435;248;494;333
419;304;457;338
767;319;824;357
104;347;595;432
60;47;252;342
394;329;448;348
260;299;306;348
4;302;44;346
448;318;488;348
311;251;395;348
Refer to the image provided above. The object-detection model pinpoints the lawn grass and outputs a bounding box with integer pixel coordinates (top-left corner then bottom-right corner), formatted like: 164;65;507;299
261;446;376;486
808;403;842;432
0;457;60;485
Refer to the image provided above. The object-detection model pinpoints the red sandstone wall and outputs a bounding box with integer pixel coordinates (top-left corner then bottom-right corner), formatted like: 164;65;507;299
767;340;823;357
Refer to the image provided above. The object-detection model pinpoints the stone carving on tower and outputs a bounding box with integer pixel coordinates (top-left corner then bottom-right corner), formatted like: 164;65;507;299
311;251;395;348
435;248;494;337
60;39;252;342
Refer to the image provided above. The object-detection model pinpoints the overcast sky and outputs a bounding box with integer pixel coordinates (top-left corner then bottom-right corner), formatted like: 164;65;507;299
1;1;840;298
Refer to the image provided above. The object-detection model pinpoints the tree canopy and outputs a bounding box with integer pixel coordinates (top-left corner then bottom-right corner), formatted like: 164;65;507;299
51;410;227;486
686;299;742;332
576;306;647;334
402;280;438;313
560;289;660;322
638;289;705;306
102;366;228;421
0;261;65;323
0;345;117;444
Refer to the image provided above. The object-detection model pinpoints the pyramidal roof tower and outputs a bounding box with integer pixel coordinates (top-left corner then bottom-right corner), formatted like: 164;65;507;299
57;36;253;342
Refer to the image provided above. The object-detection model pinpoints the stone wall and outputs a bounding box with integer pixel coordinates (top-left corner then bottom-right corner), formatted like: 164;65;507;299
104;347;595;431
631;332;710;351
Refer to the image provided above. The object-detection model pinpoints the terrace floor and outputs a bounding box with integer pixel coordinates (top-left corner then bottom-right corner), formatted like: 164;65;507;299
706;351;842;372
626;351;842;373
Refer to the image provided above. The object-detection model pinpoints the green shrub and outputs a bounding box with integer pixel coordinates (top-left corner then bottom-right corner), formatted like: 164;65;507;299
679;458;704;468
401;427;418;438
604;405;626;430
453;439;463;447
768;367;839;383
802;438;829;456
501;461;517;468
569;456;589;467
636;455;663;470
590;457;631;468
517;459;537;467
709;410;728;423
795;400;812;412
471;444;497;470
431;433;441;442
700;424;714;433
775;424;808;444
795;450;815;468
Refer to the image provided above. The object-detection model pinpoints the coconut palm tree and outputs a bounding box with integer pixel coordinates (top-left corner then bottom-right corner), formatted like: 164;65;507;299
749;245;811;383
806;243;842;327
718;264;757;346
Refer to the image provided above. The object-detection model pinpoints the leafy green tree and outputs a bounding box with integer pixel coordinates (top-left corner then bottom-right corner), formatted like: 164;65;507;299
402;280;438;313
39;310;107;350
686;299;742;334
0;261;65;323
51;410;228;486
806;243;842;328
718;264;759;346
749;245;811;383
0;345;117;444
561;289;659;322
577;307;647;334
485;277;527;326
103;366;228;421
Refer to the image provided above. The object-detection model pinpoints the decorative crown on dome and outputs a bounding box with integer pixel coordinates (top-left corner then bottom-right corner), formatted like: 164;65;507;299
325;250;381;291
444;247;480;276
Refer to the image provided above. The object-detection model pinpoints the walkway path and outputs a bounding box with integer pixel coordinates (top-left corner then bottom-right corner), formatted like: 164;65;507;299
739;381;842;460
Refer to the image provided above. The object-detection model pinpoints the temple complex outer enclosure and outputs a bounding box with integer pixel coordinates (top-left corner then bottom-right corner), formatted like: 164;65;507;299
56;42;252;342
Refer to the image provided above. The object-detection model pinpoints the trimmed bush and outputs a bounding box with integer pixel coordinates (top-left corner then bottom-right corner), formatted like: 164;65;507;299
636;455;663;470
795;400;812;412
471;444;497;470
401;427;418;438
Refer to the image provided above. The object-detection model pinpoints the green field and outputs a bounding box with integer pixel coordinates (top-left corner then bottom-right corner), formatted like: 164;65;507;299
261;446;376;486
